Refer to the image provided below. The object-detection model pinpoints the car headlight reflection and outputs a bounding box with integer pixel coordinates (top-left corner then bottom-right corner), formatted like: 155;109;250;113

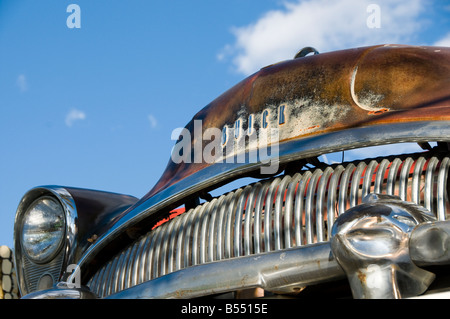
21;196;65;263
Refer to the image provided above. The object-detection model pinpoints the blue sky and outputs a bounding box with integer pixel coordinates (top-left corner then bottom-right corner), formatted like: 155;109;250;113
1;0;449;249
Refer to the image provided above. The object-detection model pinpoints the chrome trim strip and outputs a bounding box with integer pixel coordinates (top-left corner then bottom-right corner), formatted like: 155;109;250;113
21;286;96;299
409;290;450;299
73;120;450;280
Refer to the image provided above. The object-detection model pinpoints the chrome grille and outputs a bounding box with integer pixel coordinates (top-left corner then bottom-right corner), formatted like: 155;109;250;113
22;251;64;293
88;154;450;298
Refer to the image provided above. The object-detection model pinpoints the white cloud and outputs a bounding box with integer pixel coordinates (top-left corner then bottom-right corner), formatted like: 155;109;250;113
434;32;450;47
220;0;426;75
65;109;86;127
148;114;158;128
16;74;27;92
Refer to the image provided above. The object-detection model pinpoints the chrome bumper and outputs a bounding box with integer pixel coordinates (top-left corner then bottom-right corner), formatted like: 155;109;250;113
22;242;343;299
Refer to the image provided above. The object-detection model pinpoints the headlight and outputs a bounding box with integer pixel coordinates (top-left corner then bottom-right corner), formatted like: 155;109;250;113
21;196;65;263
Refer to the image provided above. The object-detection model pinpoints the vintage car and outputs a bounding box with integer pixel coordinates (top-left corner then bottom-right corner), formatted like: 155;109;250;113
13;44;450;299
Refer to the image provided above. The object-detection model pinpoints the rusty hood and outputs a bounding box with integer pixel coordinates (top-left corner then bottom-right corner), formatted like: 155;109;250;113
143;44;450;200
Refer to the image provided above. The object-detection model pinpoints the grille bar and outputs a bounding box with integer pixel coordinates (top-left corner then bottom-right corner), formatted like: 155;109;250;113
88;154;450;298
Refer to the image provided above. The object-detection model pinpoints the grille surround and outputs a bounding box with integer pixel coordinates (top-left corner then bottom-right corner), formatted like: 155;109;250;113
23;251;65;293
88;153;450;298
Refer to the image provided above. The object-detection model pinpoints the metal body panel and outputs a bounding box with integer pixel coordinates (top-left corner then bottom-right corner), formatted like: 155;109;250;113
63;187;139;262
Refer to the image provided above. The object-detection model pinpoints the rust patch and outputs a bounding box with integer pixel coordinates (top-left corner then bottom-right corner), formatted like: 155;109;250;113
368;108;390;115
357;270;367;284
306;124;321;130
175;289;194;298
87;234;98;243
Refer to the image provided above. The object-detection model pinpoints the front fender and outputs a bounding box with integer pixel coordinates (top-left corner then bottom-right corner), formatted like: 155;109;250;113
14;186;138;296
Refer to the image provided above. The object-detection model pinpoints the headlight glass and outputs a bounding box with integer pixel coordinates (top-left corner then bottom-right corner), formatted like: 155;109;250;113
21;196;65;263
